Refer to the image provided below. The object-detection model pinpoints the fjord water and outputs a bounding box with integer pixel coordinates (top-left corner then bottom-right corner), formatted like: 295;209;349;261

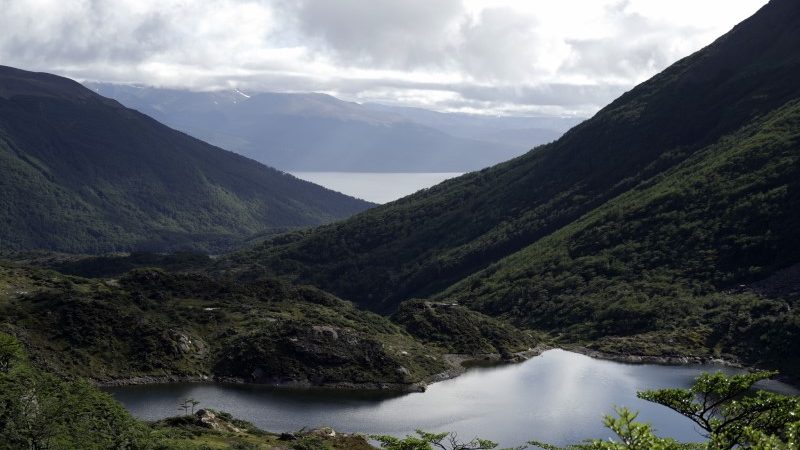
106;350;799;447
290;172;462;204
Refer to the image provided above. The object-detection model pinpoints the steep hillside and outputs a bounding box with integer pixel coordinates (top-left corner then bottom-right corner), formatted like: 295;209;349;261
225;0;800;374
0;66;372;253
444;98;800;374
87;83;570;172
230;0;800;312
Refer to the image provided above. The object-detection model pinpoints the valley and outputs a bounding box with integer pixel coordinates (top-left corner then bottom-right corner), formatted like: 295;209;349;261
289;172;463;204
0;0;798;448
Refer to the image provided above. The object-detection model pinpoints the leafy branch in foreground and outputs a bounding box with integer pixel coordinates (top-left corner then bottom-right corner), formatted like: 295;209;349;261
0;332;150;450
529;371;799;450
373;430;524;450
529;407;702;450
639;371;799;449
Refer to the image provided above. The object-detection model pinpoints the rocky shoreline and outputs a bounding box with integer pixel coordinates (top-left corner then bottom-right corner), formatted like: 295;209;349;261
564;346;800;388
563;346;743;367
95;374;429;393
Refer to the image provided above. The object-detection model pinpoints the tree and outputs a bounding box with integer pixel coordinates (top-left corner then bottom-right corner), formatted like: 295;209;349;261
529;407;701;450
0;365;67;450
529;371;799;450
0;334;150;450
638;371;798;449
178;398;200;415
741;421;799;449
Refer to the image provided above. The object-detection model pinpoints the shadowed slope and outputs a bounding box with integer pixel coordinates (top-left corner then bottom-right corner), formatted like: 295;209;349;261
0;66;373;253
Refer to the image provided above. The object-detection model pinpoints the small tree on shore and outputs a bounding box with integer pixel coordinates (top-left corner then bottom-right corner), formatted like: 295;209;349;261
178;398;201;415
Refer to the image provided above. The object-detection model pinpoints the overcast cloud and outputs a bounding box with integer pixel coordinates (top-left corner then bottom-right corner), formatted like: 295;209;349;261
0;0;768;116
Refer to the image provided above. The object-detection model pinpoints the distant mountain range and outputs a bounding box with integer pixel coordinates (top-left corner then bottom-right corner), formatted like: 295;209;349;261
86;82;580;172
0;66;372;254
230;0;800;375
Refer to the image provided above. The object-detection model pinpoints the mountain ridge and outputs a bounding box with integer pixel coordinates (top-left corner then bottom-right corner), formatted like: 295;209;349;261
87;82;574;172
0;65;373;254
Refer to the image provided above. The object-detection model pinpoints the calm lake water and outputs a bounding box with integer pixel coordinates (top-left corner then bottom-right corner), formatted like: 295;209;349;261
290;172;462;204
105;350;799;447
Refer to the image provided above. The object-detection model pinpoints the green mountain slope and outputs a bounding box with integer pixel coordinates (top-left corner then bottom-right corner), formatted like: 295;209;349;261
226;0;800;373
0;66;372;253
232;0;800;312
443;98;800;373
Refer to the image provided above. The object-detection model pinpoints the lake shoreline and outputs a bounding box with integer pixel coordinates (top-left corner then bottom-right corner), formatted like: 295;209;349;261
563;346;800;388
94;347;549;391
94;344;800;391
563;345;742;367
105;349;798;446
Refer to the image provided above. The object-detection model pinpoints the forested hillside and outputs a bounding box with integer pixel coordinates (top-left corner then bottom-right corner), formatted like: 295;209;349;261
232;0;799;308
0;66;372;254
226;0;800;372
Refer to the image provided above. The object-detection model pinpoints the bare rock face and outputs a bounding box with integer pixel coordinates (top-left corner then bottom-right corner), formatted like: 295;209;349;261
169;330;207;357
195;409;242;433
311;325;339;340
310;426;337;438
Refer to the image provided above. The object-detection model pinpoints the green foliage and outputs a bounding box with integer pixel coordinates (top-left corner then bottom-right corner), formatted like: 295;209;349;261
391;300;535;355
530;408;702;450
0;335;150;450
291;435;329;450
741;421;800;449
0;263;448;387
51;251;213;279
0;332;24;372
638;371;799;449
373;430;505;450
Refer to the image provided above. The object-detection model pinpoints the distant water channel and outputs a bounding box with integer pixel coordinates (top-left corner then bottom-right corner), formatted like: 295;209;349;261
290;172;462;204
105;350;799;447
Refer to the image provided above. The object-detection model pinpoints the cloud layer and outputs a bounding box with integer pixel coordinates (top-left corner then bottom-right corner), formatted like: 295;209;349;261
0;0;768;116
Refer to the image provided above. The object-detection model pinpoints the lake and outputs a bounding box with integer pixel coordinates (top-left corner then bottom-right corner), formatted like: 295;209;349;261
290;172;462;204
104;349;799;447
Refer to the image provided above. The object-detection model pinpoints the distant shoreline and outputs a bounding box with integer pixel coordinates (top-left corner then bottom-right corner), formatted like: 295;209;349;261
96;345;800;392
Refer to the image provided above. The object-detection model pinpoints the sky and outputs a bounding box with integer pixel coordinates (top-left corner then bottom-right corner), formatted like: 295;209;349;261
0;0;769;117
